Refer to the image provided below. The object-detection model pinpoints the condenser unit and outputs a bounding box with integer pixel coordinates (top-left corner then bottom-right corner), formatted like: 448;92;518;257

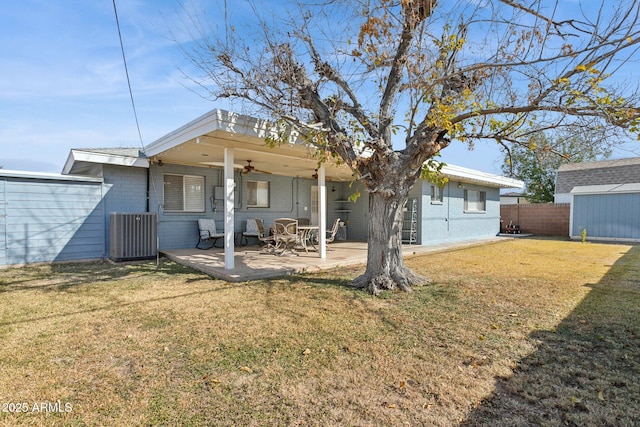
109;213;157;261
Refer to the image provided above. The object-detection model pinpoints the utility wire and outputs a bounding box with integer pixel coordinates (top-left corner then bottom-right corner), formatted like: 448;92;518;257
112;0;161;267
112;0;145;150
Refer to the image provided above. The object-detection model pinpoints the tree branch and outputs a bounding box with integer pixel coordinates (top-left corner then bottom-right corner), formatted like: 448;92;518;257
299;31;378;139
379;1;436;143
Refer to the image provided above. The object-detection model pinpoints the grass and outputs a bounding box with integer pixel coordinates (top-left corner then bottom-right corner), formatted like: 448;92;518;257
0;238;639;426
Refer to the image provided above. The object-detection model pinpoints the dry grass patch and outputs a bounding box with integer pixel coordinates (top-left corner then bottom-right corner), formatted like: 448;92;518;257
0;238;639;426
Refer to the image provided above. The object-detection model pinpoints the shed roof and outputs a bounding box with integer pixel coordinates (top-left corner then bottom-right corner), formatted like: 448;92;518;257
0;169;102;183
555;156;640;195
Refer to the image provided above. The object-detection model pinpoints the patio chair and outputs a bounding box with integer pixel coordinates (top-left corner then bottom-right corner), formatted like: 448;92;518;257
274;218;300;256
196;218;224;249
254;218;277;252
326;218;341;243
242;218;260;246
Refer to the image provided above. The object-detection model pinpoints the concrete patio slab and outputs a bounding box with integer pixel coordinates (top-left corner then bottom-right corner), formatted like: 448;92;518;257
161;238;504;282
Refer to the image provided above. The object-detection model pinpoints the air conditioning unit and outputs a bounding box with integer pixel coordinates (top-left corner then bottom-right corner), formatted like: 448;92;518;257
109;213;157;261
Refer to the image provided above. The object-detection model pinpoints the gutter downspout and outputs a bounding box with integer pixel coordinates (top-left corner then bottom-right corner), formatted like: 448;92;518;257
146;167;150;212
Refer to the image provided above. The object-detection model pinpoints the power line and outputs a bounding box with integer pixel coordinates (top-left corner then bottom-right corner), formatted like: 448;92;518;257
112;0;161;267
112;0;145;149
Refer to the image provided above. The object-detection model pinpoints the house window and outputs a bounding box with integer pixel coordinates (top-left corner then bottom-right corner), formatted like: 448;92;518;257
247;180;269;208
163;174;205;212
430;185;443;204
464;189;486;212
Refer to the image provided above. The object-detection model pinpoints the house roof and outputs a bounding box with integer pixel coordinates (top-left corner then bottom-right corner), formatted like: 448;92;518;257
440;164;523;189
143;108;523;186
0;168;102;183
558;157;640;172
59;108;522;188
62;148;149;176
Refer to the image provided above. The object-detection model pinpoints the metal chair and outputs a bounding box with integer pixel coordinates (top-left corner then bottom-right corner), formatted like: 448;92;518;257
254;218;277;252
274;218;299;256
326;218;341;243
196;218;224;249
242;218;260;246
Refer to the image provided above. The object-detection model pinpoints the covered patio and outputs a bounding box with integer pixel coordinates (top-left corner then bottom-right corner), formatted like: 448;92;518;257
145;109;355;272
160;238;503;282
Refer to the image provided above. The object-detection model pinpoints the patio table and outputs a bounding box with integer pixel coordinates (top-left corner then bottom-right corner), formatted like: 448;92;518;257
297;225;319;253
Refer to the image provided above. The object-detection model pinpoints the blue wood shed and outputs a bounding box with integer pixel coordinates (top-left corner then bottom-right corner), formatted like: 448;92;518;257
0;170;105;266
570;183;640;242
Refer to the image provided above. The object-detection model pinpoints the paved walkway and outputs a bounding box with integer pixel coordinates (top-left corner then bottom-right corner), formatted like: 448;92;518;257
161;237;506;282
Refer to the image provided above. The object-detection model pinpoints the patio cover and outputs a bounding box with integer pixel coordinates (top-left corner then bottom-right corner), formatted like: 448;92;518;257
144;109;354;270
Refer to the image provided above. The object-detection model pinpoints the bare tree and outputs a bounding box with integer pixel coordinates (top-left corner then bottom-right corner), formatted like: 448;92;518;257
181;0;640;294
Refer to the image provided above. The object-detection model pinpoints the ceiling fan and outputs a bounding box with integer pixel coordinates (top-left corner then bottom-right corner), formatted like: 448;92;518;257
242;160;271;175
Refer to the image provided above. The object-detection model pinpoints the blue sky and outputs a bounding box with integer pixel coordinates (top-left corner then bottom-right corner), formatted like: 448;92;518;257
1;0;638;175
0;0;217;173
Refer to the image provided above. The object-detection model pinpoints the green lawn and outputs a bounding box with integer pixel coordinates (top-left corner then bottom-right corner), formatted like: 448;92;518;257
0;238;638;426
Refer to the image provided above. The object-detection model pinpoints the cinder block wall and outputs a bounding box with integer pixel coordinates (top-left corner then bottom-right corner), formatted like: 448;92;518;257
500;203;570;236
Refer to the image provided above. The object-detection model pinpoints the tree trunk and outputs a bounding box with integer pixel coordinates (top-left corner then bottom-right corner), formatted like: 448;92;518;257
352;190;429;295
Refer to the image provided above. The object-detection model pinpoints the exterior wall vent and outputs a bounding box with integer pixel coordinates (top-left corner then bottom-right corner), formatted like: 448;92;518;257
109;213;157;261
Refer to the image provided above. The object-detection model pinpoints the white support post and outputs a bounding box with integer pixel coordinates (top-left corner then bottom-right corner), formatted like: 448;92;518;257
318;165;327;259
224;147;235;269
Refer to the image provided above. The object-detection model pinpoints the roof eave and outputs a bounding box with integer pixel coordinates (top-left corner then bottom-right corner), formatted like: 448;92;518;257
441;164;524;189
570;183;640;195
62;149;149;175
145;108;297;157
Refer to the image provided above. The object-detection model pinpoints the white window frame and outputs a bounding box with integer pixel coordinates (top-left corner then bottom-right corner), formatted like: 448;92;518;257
163;174;205;213
464;189;486;213
247;180;270;208
430;185;443;204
